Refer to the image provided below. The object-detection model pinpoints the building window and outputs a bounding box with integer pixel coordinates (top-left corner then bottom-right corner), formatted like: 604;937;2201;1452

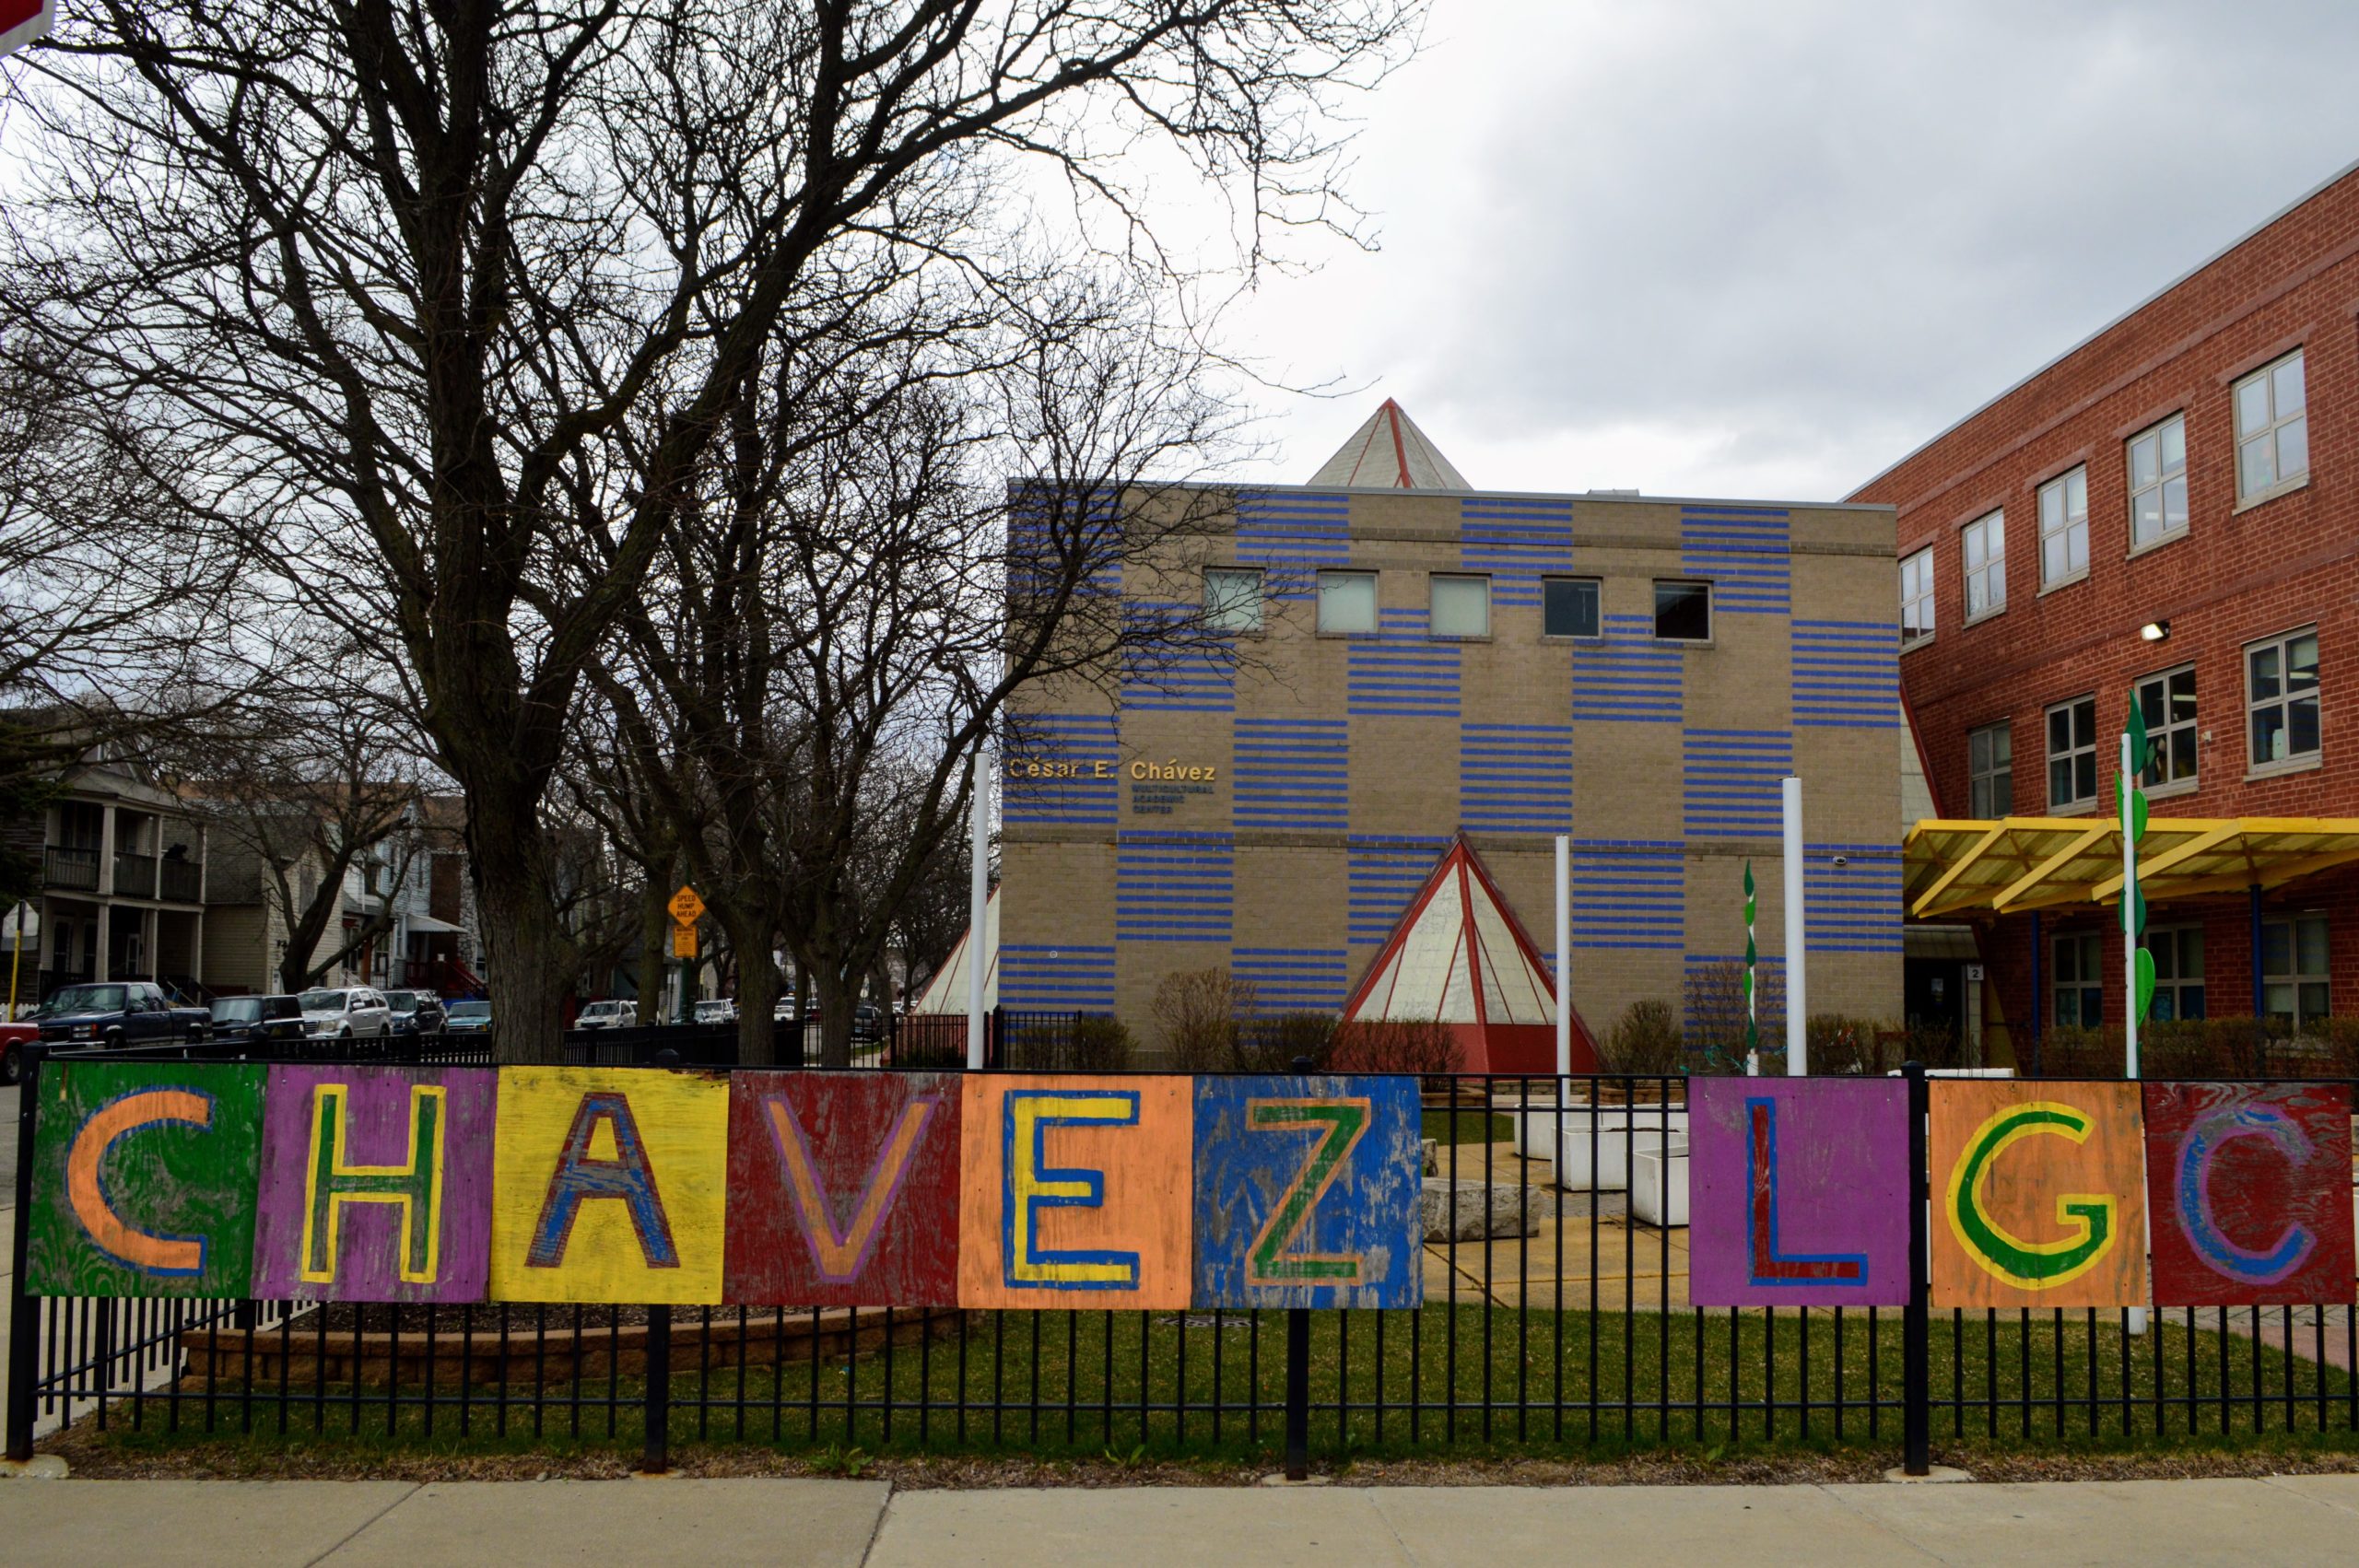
1542;576;1600;638
1203;568;1262;635
2234;349;2307;502
1899;547;1933;646
1967;721;2013;816
1961;510;2004;617
2260;914;2329;1030
2037;466;2089;587
2133;665;2197;788
1652;579;1710;641
2246;627;2319;769
1429;574;1490;638
2052;931;2104;1028
1316;569;1377;635
2045;695;2097;809
2127;414;2189;549
2147;926;2204;1021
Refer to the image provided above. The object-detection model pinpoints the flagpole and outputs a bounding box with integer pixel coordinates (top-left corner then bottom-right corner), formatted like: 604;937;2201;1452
2121;707;2153;1337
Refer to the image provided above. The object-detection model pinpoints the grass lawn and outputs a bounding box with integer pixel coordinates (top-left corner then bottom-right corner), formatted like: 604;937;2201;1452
65;1304;2359;1470
1422;1108;1513;1145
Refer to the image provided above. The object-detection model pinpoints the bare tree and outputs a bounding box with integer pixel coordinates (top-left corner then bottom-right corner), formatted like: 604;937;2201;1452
6;1;1422;1060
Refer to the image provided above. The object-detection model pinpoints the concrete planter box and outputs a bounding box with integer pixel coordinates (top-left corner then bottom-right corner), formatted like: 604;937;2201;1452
1630;1141;1691;1228
1555;1112;1689;1192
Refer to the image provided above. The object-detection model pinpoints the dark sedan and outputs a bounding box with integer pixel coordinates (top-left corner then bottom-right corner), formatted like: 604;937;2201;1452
384;989;448;1036
208;993;308;1047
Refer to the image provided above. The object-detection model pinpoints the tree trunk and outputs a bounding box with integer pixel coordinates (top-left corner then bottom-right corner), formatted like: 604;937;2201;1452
734;943;781;1069
811;963;859;1069
465;805;573;1065
637;878;671;1025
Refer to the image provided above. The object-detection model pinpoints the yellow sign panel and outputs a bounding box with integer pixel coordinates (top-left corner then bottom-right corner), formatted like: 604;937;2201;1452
671;924;698;960
488;1066;729;1305
667;885;705;925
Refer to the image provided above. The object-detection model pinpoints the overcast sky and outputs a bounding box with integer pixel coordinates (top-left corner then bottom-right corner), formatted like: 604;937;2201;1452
1215;0;2359;502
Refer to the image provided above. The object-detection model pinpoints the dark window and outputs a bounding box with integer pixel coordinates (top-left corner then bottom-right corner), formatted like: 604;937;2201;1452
1543;577;1600;638
1652;579;1710;641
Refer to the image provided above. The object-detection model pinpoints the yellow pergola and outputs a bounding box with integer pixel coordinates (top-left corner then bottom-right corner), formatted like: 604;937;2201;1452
1902;817;2359;921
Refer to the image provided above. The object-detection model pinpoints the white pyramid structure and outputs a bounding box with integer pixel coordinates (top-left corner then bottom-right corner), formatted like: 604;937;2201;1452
911;886;998;1013
1308;398;1473;489
1339;835;1596;1072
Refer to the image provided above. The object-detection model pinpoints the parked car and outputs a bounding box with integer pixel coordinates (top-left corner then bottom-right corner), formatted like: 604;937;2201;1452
299;986;392;1038
1;1017;35;1085
443;999;492;1035
851;1003;886;1042
576;1000;634;1030
208;993;308;1048
383;989;447;1036
693;998;738;1025
36;980;212;1049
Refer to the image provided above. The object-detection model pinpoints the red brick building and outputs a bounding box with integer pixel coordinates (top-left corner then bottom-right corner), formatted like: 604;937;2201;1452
1852;162;2359;1065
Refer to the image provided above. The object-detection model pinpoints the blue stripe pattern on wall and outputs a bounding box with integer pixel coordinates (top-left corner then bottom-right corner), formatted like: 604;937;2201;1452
1792;619;1900;728
1121;610;1237;714
1681;506;1790;615
1460;497;1574;610
1571;840;1684;951
1805;843;1904;954
1002;713;1118;826
1001;944;1117;1011
1682;953;1785;1040
1573;614;1683;722
1116;833;1234;942
1348;609;1461;717
1234;718;1348;830
1347;838;1445;944
1233;947;1351;1010
1682;730;1794;837
1460;722;1571;833
1006;488;1122;600
1235;489;1351;598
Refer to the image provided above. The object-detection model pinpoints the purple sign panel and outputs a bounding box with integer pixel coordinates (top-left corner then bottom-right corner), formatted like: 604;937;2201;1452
1688;1078;1910;1307
252;1065;499;1302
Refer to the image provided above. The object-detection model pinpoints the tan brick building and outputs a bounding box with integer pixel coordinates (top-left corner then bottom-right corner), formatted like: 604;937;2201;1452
1001;404;1905;1064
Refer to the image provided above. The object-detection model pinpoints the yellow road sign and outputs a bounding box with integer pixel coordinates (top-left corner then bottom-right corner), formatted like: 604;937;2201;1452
667;884;706;926
671;923;698;960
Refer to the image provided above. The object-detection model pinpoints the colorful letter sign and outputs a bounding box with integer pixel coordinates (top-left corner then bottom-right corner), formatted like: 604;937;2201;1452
724;1070;962;1306
251;1065;498;1302
1687;1078;1910;1307
489;1066;730;1305
1931;1081;2147;1309
1191;1074;1423;1309
957;1074;1192;1309
2142;1082;2354;1306
27;1060;265;1297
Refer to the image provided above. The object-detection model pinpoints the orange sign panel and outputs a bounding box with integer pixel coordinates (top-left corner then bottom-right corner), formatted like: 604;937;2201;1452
1929;1080;2147;1310
667;885;706;926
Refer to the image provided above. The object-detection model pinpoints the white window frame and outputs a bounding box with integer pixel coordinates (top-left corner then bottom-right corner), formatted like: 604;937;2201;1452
1899;547;1934;647
2259;913;2330;1031
1428;573;1491;639
2051;930;2104;1029
2045;694;2098;812
1203;567;1263;635
2233;349;2308;506
2126;414;2189;552
1961;510;2005;619
2037;466;2089;588
1315;569;1378;636
2132;663;2198;792
1541;575;1601;639
1651;579;1712;643
2145;924;2204;1023
1967;721;2013;817
2245;626;2320;774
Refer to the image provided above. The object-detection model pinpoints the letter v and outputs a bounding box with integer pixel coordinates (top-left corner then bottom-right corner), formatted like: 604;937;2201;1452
766;1096;936;1283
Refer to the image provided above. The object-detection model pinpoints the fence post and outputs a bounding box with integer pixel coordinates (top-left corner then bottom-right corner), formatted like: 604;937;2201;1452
6;1044;45;1461
1282;1053;1314;1481
1902;1059;1931;1477
641;1304;672;1474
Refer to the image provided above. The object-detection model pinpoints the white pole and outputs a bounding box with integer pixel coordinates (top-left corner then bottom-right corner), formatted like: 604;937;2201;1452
1782;777;1806;1075
967;743;991;1071
2122;731;2147;1337
1554;834;1571;1085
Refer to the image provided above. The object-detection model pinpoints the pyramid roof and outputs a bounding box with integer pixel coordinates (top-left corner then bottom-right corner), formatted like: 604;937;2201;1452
1307;398;1471;490
911;886;998;1013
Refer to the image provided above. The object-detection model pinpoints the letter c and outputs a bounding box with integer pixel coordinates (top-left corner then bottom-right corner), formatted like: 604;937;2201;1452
66;1087;217;1277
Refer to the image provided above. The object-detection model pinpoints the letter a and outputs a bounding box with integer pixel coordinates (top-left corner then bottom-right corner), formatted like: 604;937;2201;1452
527;1092;680;1270
1746;1098;1868;1287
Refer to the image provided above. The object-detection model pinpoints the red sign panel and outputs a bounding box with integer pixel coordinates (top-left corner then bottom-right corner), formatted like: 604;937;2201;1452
1;2;53;59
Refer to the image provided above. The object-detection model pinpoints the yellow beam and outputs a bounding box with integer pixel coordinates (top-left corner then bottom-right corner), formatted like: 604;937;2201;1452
2086;824;2240;903
1989;825;2115;912
1909;823;2009;919
2149;843;2359;903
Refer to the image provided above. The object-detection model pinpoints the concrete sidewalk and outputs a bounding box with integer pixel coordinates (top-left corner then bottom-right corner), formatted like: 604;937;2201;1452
6;1473;2359;1566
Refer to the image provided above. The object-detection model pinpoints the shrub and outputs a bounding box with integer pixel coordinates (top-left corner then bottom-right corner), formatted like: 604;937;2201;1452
1235;1010;1341;1074
1330;1017;1463;1076
1062;1013;1135;1071
2027;1024;2122;1078
1600;998;1684;1076
1803;1013;1884;1075
1681;960;1784;1073
1150;967;1255;1073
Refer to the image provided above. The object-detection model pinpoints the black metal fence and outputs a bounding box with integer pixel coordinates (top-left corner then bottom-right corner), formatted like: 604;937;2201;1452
7;1051;2356;1476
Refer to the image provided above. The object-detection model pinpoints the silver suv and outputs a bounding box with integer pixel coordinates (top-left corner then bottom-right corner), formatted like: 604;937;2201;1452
299;987;392;1038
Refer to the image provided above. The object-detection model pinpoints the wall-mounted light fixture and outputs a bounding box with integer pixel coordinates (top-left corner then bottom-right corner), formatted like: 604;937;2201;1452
2140;619;2170;642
